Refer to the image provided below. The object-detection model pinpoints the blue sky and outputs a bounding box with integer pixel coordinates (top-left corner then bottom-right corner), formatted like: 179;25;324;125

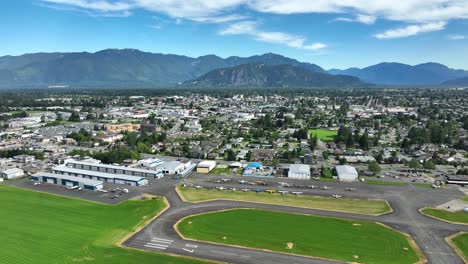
1;0;468;70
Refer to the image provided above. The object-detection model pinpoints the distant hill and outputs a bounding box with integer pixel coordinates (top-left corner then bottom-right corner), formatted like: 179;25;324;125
0;50;326;88
442;76;468;86
182;63;365;88
329;62;468;85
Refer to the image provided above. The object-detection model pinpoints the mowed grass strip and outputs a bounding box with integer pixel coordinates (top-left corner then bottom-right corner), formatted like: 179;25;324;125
308;129;337;141
177;209;420;264
421;208;468;224
450;233;468;261
364;179;408;186
178;187;392;215
0;185;211;264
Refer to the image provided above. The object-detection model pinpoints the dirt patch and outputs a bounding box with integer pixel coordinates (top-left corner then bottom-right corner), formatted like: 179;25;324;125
286;242;294;249
353;255;359;259
352;223;361;226
188;221;192;224
222;236;227;240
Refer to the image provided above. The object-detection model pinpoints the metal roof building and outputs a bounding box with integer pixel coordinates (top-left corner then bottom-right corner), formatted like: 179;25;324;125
288;164;310;179
53;165;148;186
65;160;163;179
336;165;358;182
31;172;103;190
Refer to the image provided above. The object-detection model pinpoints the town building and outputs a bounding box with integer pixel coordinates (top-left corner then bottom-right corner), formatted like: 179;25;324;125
65;160;163;179
288;164;310;179
196;160;216;173
0;168;25;179
31;172;103;191
52;165;148;186
336;165;359;182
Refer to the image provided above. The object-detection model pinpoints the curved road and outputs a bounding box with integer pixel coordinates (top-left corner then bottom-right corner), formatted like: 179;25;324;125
124;181;468;264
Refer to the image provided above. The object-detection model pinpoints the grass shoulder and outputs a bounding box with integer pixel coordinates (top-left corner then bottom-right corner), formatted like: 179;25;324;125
420;208;468;225
447;232;468;263
177;186;392;216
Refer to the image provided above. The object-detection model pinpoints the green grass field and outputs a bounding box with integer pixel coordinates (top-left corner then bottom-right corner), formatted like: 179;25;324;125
451;233;468;261
308;129;337;141
177;187;392;215
210;167;231;175
177;209;420;264
0;185;210;264
364;179;408;186
421;208;468;224
460;196;468;202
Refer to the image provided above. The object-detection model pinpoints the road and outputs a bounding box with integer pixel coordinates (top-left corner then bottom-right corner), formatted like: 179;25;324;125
123;175;468;264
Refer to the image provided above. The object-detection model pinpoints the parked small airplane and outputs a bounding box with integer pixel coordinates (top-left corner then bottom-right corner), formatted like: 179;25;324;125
308;185;317;189
216;186;226;191
194;185;203;189
214;179;222;183
292;191;303;196
321;186;330;190
255;189;264;193
241;188;250;192
278;182;287;186
346;188;356;191
332;194;342;198
221;179;231;182
230;187;238;191
238;180;248;184
278;191;289;195
294;184;306;188
265;190;276;194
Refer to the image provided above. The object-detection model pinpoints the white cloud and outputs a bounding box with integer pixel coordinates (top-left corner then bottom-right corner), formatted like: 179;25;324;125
374;21;446;39
447;34;466;40
190;14;248;23
219;21;327;50
336;14;376;24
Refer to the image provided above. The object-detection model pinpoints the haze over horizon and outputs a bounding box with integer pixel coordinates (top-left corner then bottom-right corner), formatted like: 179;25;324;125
2;0;468;70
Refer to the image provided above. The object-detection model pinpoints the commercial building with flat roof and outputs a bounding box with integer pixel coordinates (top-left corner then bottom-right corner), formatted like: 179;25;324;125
196;160;216;173
53;165;148;186
31;172;103;191
65;160;163;179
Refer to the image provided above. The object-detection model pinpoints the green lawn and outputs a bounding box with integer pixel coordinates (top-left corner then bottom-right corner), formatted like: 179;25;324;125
421;208;468;224
460;196;468;202
210;167;231;175
178;187;392;215
0;185;210;264
177;209;421;264
308;129;337;141
451;233;468;261
364;179;408;186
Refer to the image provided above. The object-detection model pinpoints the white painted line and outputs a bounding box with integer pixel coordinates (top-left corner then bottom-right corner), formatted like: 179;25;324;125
144;244;167;250
151;239;173;244
151;238;174;243
182;248;194;253
147;243;169;248
185;244;198;248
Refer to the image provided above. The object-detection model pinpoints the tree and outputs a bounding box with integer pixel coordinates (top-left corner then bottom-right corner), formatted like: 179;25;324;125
227;149;236;161
321;166;333;178
68;112;80;122
55;112;63;121
322;151;329;160
423;160;436;170
408;158;421;170
368;161;381;175
339;157;347;165
359;133;369;150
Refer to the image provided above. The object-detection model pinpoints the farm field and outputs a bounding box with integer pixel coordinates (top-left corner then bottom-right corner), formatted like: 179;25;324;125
177;187;392;215
308;129;337;141
0;185;210;264
177;209;421;264
450;233;468;261
421;208;468;224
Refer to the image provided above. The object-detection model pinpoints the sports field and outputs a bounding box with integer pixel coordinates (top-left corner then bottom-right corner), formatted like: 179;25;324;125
308;129;337;141
0;185;210;264
177;187;392;215
450;233;468;261
177;209;421;264
421;208;468;224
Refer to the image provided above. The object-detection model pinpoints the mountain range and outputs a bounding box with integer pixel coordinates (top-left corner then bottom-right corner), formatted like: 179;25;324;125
0;49;467;88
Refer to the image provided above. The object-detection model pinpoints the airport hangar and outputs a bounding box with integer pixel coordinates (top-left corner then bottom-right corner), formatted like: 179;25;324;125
52;165;148;186
65;160;163;179
31;172;104;191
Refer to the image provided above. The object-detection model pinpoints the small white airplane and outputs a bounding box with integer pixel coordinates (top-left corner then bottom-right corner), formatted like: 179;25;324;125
216;186;227;191
238;180;248;184
292;191;303;196
214;179;223;183
194;185;203;189
241;188;250;192
278;191;289;195
321;186;330;190
230;187;238;191
346;188;356;191
308;185;317;189
278;182;287;185
221;179;231;182
432;184;441;189
332;194;342;198
247;181;256;185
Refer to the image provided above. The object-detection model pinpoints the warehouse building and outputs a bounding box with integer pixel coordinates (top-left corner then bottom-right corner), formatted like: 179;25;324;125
336;165;358;182
196;160;217;173
445;175;468;186
65;160;163;179
0;168;25;179
288;164;310;179
31;172;104;191
53;165;148;186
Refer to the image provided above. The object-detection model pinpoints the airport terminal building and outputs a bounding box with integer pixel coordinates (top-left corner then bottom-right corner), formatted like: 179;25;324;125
65;160;163;179
53;165;149;186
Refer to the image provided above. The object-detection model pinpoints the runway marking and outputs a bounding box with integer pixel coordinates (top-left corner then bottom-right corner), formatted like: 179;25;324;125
425;251;458;256
151;237;173;243
182;248;194;253
144;244;167;250
147;243;170;247
185;244;198;248
144;237;174;251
